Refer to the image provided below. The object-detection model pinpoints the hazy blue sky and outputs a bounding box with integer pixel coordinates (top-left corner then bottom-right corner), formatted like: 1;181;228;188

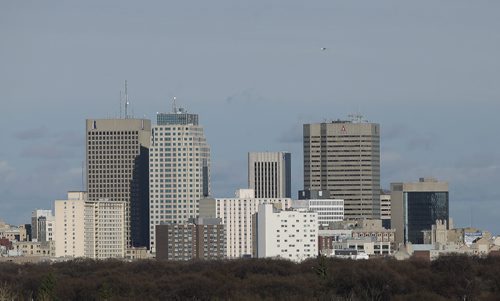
1;1;499;234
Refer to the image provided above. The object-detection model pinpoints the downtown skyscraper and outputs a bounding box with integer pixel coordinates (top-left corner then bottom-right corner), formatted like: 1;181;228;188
248;152;291;198
303;118;380;219
86;118;151;248
149;105;210;252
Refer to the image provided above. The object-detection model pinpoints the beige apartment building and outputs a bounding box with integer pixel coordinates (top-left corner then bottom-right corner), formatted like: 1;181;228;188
54;192;126;259
303;120;380;219
86;118;151;248
54;191;87;257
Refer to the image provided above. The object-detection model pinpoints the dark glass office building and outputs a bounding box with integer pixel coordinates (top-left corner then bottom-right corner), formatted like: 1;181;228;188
157;108;198;125
391;178;449;245
404;191;449;244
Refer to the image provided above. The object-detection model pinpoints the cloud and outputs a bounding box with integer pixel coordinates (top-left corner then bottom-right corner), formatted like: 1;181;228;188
277;122;302;143
13;126;48;140
383;123;439;151
21;144;76;159
225;89;268;105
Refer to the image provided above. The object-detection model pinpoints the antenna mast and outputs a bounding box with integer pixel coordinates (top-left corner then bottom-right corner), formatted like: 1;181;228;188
172;96;177;113
124;80;129;119
119;91;122;119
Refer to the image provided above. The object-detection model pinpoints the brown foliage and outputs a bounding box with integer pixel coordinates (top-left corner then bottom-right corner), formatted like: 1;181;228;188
0;255;499;300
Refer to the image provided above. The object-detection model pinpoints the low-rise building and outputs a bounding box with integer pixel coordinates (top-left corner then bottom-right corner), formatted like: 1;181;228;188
156;217;226;261
254;203;318;262
292;199;344;226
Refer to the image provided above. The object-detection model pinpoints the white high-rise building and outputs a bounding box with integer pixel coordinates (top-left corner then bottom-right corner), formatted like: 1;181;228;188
199;189;291;258
149;106;210;252
84;200;126;259
54;191;86;258
248;152;291;198
293;199;344;226
255;204;318;262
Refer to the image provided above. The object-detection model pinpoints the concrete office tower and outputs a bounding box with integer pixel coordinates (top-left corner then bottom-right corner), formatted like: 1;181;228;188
254;204;318;262
149;106;210;252
54;191;86;258
84;200;126;259
391;178;449;245
86;118;151;248
199;189;292;258
248;152;291;198
155;217;226;261
303;119;380;219
31;209;53;242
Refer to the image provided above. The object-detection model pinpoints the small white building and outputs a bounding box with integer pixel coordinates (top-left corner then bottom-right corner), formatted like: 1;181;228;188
255;203;318;262
292;199;344;226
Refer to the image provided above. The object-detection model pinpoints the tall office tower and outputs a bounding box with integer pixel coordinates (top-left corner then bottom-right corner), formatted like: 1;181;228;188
248;152;291;198
303;118;380;220
199;189;292;258
149;105;210;252
86;118;151;248
391;178;449;245
54;191;86;257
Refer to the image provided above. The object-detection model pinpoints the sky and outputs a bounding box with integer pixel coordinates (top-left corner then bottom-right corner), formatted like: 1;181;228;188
1;0;499;234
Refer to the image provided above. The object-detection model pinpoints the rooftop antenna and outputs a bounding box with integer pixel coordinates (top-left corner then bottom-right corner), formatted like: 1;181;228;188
348;113;364;123
172;96;177;113
124;80;129;119
119;91;122;119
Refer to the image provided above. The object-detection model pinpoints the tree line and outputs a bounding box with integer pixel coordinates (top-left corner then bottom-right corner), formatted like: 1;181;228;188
0;255;499;300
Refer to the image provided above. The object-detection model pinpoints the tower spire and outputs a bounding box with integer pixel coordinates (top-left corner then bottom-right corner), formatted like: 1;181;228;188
124;80;129;119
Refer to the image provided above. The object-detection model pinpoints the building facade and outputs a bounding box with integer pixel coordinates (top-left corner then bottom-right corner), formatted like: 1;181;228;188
254;204;318;262
303;119;380;220
54;191;86;257
84;200;126;259
199;189;292;258
292;199;344;226
149;106;210;252
86;118;151;248
391;178;449;245
248;152;291;198
155;217;225;261
31;209;53;242
380;190;391;229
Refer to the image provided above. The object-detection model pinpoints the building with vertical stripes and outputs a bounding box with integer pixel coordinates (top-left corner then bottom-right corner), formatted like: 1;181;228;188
248;152;291;198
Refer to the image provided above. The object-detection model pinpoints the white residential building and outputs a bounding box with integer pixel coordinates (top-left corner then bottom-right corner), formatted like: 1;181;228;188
255;203;318;262
149;107;210;252
84;200;126;259
54;191;86;258
199;189;291;258
293;199;344;226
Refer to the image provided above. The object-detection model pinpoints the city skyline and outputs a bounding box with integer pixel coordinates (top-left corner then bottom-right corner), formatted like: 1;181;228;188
1;1;500;235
